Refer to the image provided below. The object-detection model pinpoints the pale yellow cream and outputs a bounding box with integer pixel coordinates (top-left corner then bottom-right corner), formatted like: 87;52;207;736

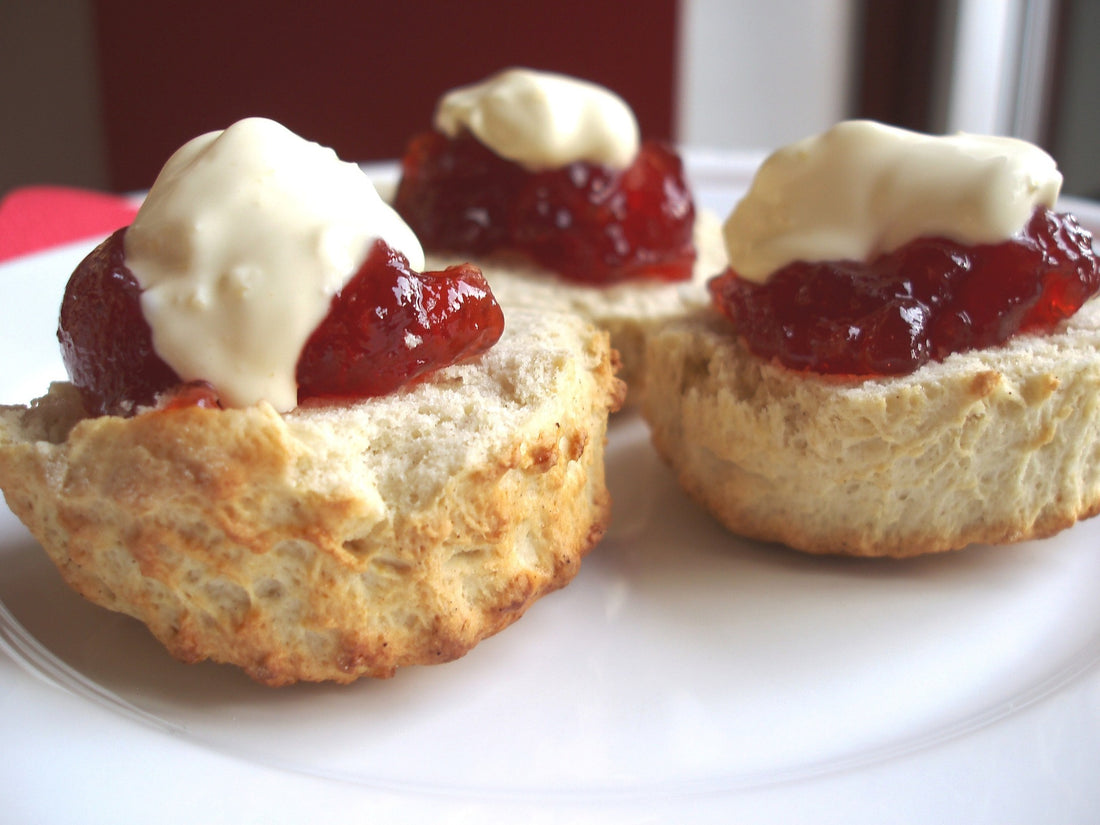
723;120;1063;283
434;67;640;171
124;117;423;412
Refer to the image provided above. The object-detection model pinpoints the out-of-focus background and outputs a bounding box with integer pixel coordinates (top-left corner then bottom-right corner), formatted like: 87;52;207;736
1;0;1096;198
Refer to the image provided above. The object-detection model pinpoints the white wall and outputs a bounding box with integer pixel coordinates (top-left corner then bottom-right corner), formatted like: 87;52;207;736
675;0;858;152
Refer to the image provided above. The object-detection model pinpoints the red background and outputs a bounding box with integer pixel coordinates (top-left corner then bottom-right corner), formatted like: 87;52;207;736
92;1;679;191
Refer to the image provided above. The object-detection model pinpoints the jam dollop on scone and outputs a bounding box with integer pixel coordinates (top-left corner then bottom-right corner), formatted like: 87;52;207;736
0;118;624;684
644;120;1100;557
393;67;723;401
709;120;1100;375
60;118;503;417
394;67;696;284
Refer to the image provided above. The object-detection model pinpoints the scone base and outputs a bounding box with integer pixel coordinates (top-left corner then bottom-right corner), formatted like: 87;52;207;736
0;313;623;685
643;304;1100;558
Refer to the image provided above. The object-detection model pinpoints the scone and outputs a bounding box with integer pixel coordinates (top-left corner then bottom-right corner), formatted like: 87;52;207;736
644;300;1100;557
393;67;717;402
0;309;623;685
0;117;625;685
429;210;725;401
644;121;1100;557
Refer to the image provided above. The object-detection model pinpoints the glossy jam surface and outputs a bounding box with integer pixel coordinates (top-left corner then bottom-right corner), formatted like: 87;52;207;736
59;229;180;415
59;231;504;415
297;241;503;402
709;209;1100;375
393;132;696;284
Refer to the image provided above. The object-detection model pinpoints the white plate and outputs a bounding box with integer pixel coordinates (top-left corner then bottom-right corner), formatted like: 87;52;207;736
2;156;1100;824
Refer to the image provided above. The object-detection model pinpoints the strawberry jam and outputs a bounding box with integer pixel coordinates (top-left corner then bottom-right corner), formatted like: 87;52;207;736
393;132;696;284
58;229;179;415
708;209;1100;375
58;229;504;416
297;241;503;401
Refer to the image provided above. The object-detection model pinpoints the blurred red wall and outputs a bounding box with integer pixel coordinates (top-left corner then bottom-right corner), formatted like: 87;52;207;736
92;1;679;191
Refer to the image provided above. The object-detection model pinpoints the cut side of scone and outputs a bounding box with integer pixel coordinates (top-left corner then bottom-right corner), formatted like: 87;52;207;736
0;308;624;685
643;300;1100;558
428;208;727;404
390;68;724;406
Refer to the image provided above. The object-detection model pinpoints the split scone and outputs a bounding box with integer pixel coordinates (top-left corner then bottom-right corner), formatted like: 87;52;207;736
644;300;1100;557
0;308;622;685
393;67;720;401
0;117;624;685
643;121;1100;557
429;211;725;401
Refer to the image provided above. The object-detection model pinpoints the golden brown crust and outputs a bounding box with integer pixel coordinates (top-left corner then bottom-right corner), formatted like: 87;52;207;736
642;300;1100;558
0;310;623;685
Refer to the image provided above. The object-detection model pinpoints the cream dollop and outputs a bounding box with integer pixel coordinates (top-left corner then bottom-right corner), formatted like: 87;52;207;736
723;119;1063;283
124;117;423;412
433;67;640;171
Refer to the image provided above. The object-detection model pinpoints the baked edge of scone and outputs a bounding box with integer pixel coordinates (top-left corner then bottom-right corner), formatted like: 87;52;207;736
0;310;625;685
642;299;1100;558
427;208;727;404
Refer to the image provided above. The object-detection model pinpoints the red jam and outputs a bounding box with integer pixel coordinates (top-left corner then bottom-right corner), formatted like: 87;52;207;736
58;229;505;416
708;209;1100;375
297;241;503;401
393;131;696;284
58;229;180;415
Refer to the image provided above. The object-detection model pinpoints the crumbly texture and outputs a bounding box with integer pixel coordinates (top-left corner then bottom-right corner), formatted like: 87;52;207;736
426;209;727;404
0;309;624;685
642;299;1100;558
